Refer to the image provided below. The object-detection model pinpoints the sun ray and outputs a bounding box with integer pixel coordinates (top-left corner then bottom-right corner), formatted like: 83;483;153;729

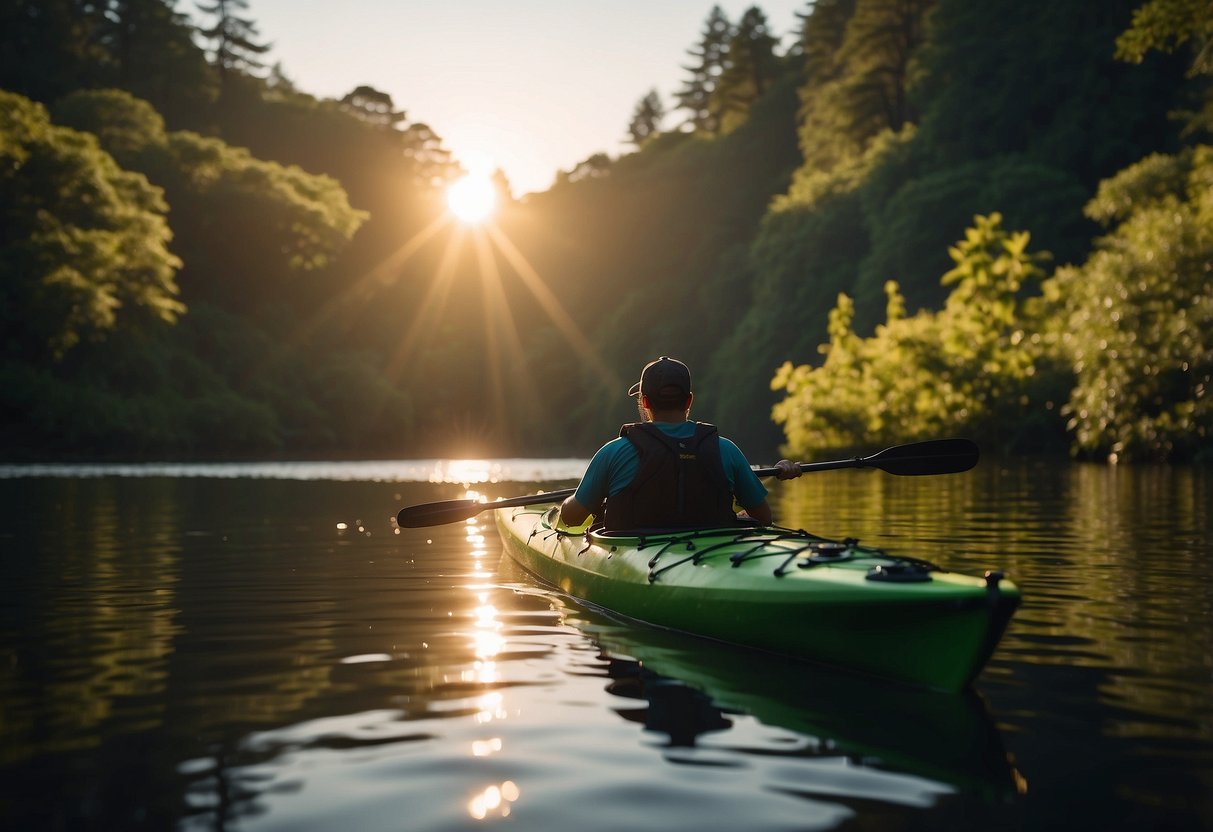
382;223;470;383
473;229;506;428
283;213;450;348
486;224;623;395
232;212;452;394
471;229;539;435
238;192;624;454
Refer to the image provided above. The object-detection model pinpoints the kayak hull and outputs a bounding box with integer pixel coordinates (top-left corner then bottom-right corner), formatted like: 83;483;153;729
495;507;1020;692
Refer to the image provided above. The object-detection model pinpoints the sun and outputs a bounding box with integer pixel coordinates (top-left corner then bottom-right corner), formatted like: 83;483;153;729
446;173;497;224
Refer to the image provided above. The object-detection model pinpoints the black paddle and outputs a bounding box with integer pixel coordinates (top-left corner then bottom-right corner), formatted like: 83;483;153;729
395;438;978;529
753;437;979;477
397;487;579;529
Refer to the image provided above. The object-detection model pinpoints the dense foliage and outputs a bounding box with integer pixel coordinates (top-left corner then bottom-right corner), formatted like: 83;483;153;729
0;91;182;362
1049;148;1213;460
0;0;1209;462
771;213;1065;455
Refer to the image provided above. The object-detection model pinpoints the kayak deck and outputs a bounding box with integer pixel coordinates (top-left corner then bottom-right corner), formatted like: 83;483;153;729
495;506;1020;692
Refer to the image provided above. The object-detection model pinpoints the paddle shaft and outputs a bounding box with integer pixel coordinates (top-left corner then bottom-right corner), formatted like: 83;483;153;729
755;438;979;478
396;438;978;528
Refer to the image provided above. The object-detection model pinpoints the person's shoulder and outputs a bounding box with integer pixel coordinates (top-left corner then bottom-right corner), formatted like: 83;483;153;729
716;435;752;464
716;434;742;452
593;435;633;457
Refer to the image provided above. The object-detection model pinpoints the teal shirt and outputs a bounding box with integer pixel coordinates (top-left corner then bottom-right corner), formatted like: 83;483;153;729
573;421;768;512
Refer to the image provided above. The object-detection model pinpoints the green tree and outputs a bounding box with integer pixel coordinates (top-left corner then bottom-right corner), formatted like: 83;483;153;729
554;152;614;185
912;0;1190;187
151;131;366;311
845;0;1199;321
0;0;110;102
53;88;367;317
1116;0;1213;75
797;0;932;175
627;89;665;146
712;6;784;134
852;154;1092;317
771;214;1056;456
402;121;457;188
195;0;271;94
0;91;182;361
727;0;1197;459
100;0;215;113
266;60;296;94
328;85;453;189
334;85;456;187
704;126;902;454
675;5;733;133
339;84;406;130
795;0;856;76
53;87;168;163
1117;0;1213;133
0;0;214;128
1047;148;1213;461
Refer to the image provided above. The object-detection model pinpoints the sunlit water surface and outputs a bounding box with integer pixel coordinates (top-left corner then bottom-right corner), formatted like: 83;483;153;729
0;460;1209;830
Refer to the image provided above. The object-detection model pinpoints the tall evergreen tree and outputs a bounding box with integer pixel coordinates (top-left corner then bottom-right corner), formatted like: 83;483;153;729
101;0;216;125
336;86;454;188
99;0;179;84
266;61;296;94
844;0;932;133
797;0;931;174
797;0;857;87
675;6;733;134
711;5;783;134
626;89;665;146
195;0;270;94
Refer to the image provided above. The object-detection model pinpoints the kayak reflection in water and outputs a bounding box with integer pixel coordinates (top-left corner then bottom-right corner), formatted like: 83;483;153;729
604;655;735;748
560;356;801;531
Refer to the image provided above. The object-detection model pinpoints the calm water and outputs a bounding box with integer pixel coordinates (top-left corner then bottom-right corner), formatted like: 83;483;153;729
0;460;1210;831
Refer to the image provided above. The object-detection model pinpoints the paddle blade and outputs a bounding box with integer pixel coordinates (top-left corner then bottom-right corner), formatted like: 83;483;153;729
396;488;575;529
396;499;484;528
867;438;979;476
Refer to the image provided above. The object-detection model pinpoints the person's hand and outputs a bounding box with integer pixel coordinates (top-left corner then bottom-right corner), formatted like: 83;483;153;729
774;459;802;480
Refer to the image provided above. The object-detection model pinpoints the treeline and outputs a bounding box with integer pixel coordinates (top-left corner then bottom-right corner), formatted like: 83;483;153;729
0;0;481;458
1;0;1210;462
504;0;1211;462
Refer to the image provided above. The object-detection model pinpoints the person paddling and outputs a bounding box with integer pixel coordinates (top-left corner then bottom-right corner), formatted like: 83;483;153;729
559;356;801;530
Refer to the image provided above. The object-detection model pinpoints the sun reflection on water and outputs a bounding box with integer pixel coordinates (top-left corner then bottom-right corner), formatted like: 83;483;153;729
431;460;504;484
453;488;522;819
474;692;508;725
467;781;520;820
471;737;503;758
470;595;505;680
473;603;499;628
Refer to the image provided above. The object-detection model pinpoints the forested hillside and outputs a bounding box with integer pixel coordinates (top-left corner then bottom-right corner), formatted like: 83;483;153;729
1;0;1209;462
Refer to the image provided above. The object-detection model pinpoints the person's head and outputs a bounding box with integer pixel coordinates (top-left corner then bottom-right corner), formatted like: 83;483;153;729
628;356;693;421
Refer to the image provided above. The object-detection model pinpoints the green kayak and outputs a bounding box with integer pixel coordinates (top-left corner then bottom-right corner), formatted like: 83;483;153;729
495;506;1020;692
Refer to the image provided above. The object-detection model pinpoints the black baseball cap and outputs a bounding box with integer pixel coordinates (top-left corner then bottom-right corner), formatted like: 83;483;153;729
628;356;692;407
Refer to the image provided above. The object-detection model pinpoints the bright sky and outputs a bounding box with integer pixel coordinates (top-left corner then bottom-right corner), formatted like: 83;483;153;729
247;0;809;196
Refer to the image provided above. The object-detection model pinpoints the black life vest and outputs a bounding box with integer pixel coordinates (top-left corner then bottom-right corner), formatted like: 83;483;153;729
601;422;739;531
